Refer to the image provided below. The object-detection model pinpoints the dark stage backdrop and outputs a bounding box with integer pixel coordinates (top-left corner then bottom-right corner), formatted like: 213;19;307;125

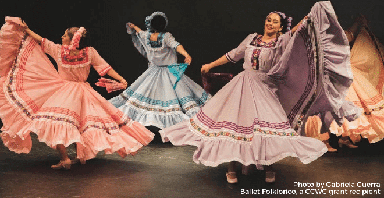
1;0;384;99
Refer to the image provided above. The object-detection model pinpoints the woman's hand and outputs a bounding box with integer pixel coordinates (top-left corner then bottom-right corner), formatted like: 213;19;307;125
201;64;212;73
120;78;128;89
184;54;192;64
19;20;29;30
127;23;135;28
127;23;142;33
297;16;308;28
18;21;42;43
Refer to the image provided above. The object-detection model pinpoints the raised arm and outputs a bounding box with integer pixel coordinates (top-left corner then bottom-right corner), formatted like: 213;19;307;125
21;21;43;43
290;16;308;34
344;14;368;43
127;23;142;33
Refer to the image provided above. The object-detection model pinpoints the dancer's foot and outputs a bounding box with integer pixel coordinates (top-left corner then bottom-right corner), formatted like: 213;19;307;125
255;164;264;170
242;165;250;175
226;172;238;184
51;158;71;170
70;158;86;165
338;138;358;148
323;140;337;152
265;171;276;183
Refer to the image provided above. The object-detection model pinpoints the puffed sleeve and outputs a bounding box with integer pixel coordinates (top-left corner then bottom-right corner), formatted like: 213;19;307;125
41;38;61;60
137;30;147;40
164;32;180;49
90;47;112;76
225;33;256;63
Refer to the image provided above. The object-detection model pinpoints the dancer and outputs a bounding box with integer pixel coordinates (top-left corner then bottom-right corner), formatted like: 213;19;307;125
109;12;210;129
160;1;358;184
0;17;154;169
306;15;384;148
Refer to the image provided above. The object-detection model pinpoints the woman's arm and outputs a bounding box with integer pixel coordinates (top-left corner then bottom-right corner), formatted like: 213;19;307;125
176;45;192;64
290;16;308;34
345;14;368;43
127;23;142;33
201;55;229;73
21;21;43;43
106;69;127;88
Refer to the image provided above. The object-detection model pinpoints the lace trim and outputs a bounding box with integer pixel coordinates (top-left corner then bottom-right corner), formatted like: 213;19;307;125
225;53;236;63
147;32;165;48
120;88;210;107
196;111;292;134
98;65;112;76
58;47;91;68
190;116;298;143
32;107;131;134
127;100;183;113
286;25;318;129
141;31;179;51
5;36;38;120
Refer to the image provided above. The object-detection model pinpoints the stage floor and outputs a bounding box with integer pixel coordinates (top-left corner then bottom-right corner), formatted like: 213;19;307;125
1;131;383;198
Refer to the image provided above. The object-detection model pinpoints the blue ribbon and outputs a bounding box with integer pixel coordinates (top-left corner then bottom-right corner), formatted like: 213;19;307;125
167;63;188;89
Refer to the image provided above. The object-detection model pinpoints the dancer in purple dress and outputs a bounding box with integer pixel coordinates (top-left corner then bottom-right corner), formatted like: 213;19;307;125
160;1;359;184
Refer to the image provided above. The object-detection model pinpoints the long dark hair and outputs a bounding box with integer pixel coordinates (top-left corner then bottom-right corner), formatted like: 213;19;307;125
66;27;90;50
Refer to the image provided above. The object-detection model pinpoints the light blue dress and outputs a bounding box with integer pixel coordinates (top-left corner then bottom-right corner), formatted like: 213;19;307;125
109;29;210;129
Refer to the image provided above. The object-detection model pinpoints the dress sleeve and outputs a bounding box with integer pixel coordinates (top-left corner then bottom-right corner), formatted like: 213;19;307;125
41;38;61;60
164;32;180;49
225;34;255;63
272;31;293;66
276;31;292;52
90;47;112;76
137;30;147;40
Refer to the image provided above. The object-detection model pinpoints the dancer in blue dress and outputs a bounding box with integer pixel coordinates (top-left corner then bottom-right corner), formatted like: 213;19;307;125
110;12;210;129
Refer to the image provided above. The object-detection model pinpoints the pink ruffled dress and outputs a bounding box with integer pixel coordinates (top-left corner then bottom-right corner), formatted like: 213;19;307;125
307;27;384;143
0;17;154;162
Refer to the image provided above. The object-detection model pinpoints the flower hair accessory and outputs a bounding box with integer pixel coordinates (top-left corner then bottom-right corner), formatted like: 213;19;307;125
68;27;86;50
286;17;293;31
269;11;287;20
145;12;168;32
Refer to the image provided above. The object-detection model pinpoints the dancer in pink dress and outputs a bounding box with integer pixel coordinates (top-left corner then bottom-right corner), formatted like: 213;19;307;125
0;17;154;169
306;15;384;150
160;1;358;184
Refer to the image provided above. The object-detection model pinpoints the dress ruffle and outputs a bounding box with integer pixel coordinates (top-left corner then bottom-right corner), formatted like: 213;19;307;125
306;1;361;124
0;17;24;76
110;65;210;129
327;110;384;143
160;69;328;166
0;17;154;162
160;120;327;166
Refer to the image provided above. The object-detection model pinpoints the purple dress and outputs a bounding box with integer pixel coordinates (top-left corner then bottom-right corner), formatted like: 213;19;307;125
159;1;357;167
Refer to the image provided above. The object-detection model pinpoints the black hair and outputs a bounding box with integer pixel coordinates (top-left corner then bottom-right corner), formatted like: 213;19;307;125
278;15;289;33
150;15;167;33
66;27;90;50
